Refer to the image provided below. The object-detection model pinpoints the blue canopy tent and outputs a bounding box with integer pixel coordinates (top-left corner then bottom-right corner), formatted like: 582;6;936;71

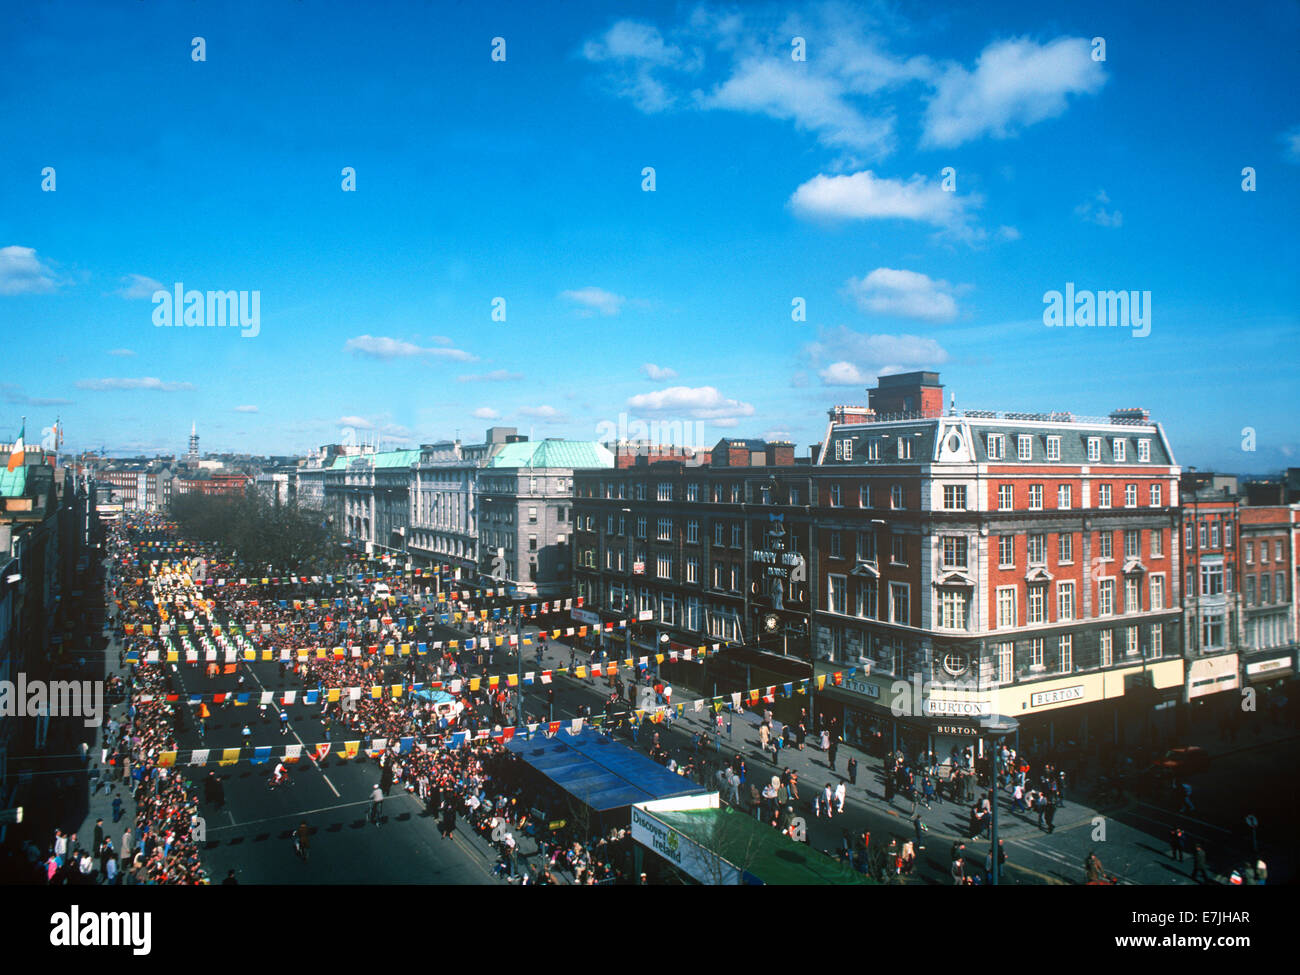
505;728;704;813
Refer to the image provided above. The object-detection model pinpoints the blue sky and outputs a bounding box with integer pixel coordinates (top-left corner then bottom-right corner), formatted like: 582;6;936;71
1;0;1297;472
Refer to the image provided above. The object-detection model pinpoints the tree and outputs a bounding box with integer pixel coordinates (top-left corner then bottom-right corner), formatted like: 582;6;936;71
170;493;336;571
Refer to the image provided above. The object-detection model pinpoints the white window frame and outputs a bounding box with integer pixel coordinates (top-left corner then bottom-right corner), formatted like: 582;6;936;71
1087;437;1101;462
1057;581;1075;621
1058;484;1072;510
1046;436;1061;461
987;434;1004;460
1138;439;1151;462
996;586;1017;629
1113;439;1126;462
997;484;1013;511
1017;435;1032;461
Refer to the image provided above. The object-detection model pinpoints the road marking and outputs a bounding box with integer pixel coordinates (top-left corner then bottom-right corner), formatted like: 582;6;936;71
1132;800;1230;833
241;661;340;797
205;796;398;833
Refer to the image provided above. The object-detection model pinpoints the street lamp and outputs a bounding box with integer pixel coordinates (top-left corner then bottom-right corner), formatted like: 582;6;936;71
982;713;1020;885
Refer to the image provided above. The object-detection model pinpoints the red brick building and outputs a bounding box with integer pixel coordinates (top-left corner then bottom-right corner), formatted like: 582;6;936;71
810;372;1185;758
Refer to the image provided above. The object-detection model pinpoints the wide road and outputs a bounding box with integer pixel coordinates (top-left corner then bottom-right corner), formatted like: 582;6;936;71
167;629;501;885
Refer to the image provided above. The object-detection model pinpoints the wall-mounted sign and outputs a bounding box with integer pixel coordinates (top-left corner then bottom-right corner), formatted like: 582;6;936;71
933;723;981;737
924;699;991;717
1029;685;1085;708
842;678;880;699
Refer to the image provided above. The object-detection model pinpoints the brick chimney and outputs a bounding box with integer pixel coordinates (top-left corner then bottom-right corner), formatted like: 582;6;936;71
764;442;795;466
867;371;944;417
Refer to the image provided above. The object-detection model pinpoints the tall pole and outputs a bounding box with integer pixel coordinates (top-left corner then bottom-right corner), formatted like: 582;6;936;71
990;733;1001;885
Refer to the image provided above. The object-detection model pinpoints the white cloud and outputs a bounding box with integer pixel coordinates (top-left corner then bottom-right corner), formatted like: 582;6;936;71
561;287;625;317
0;245;57;295
844;268;959;322
582;21;692;112
518;405;566;420
583;8;933;160
117;273;165;300
1283;125;1300;164
75;377;195;392
0;383;72;406
338;415;373;429
234;405;259;413
640;363;678;380
1075;189;1123;228
804;326;949;386
344;334;475;361
626;385;755;420
703;55;896;156
107;348;136;357
471;407;500;420
922;37;1107;148
457;370;523;383
997;225;1021;241
789;170;978;238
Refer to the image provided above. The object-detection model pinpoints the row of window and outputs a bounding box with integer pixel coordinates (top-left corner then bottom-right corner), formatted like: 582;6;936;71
1185;520;1235;550
822;626;1163;678
996;481;1163;511
986;433;1152;463
1243;540;1286;563
823;574;1166;629
587;480;805;506
1244;572;1289;606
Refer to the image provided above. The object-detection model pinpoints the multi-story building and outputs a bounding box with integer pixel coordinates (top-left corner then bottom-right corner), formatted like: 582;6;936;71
97;463;173;512
573;439;816;689
479;439;613;598
173;473;251;498
408;428;517;579
0;451;70;821
810;372;1185;759
1179;491;1242;710
1236;504;1298;687
330;449;418;557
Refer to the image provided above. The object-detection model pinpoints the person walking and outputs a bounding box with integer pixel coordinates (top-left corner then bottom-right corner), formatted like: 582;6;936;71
1179;781;1195;814
1044;799;1057;834
1169;826;1185;862
1191;842;1210;884
827;736;839;772
847;756;858;786
295;821;311;861
439;800;457;840
369;784;384;827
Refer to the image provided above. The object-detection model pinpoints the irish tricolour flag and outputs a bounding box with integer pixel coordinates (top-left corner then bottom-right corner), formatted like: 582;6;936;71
6;421;24;472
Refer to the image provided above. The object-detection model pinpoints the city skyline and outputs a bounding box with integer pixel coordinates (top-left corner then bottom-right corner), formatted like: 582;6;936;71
2;0;1297;472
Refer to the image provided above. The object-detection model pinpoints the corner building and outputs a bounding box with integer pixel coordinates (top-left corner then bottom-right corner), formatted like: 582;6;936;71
811;372;1185;760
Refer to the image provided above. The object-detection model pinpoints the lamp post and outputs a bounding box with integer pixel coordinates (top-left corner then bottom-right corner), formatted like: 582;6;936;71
982;714;1020;886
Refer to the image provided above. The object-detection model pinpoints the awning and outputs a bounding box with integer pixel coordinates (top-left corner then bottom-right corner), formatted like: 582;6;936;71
505;727;704;812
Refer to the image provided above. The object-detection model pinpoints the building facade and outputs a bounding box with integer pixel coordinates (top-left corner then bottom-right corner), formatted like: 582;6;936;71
806;373;1186;757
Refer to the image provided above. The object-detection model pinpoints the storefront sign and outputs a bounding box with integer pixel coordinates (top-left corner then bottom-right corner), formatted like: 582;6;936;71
924;698;991;717
842;678;880;699
1189;654;1239;699
571;608;600;626
932;723;981;737
1246;656;1290;677
1029;685;1085;708
631;806;739;885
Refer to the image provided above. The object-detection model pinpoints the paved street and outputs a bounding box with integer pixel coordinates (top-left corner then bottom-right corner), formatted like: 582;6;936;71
28;565;1291;888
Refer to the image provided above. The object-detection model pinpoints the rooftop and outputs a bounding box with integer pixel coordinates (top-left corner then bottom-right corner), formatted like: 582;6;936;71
486;439;614;470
